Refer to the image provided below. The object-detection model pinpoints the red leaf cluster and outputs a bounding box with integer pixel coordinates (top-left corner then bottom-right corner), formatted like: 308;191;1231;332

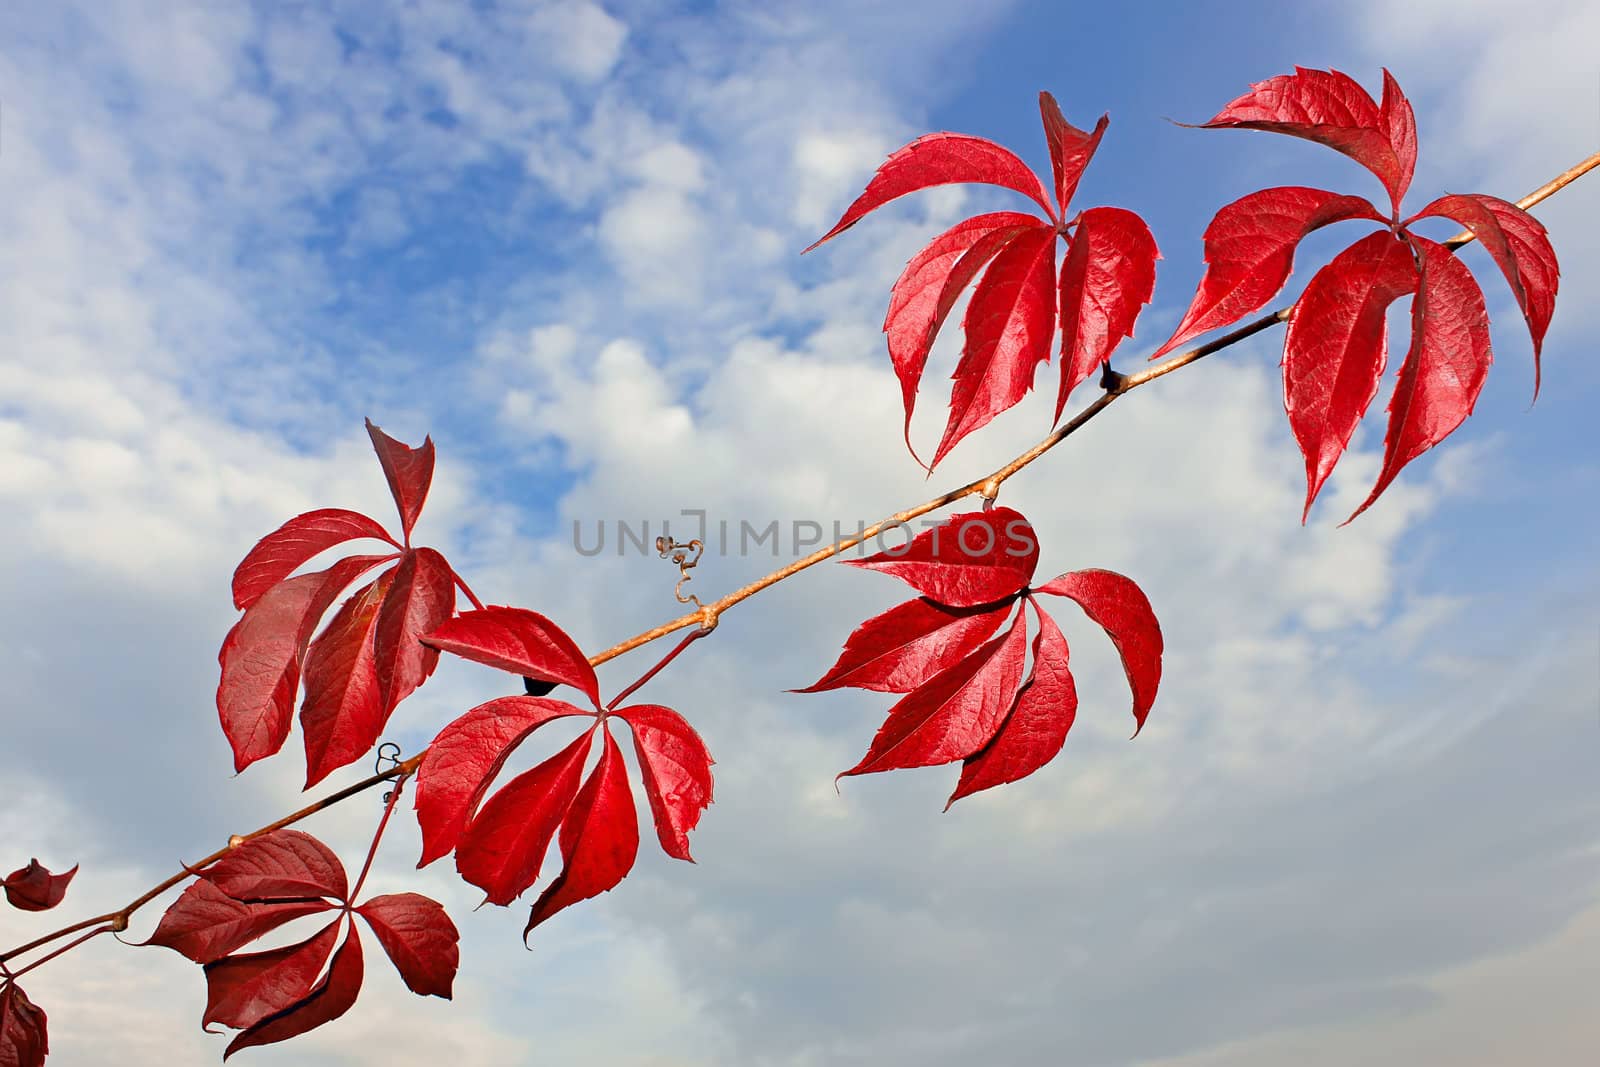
807;94;1159;468
802;508;1162;805
145;829;458;1058
219;420;472;784
416;610;714;940
0;981;48;1067
1155;68;1559;521
2;861;76;913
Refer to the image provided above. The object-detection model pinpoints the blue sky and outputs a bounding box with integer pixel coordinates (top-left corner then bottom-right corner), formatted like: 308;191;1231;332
2;1;1597;1064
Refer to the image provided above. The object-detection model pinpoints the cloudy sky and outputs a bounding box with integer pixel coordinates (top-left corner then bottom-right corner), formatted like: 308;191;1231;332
2;1;1597;1064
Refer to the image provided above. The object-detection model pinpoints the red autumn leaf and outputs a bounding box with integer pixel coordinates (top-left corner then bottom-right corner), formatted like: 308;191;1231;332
615;705;715;862
1056;206;1160;418
145;878;333;964
0;982;47;1067
203;829;349;903
1034;569;1163;734
948;600;1078;807
300;571;393;789
1149;187;1385;360
846;507;1038;608
457;729;595;906
1379;69;1418;207
202;916;343;1032
373;547;457;716
841;607;1029;778
796;596;1014;694
422;606;601;708
365;419;435;544
1282;230;1420;518
414;696;595;868
804;132;1055;253
1197;67;1413;211
524;728;640;937
217;554;396;773
355;893;459;999
1407;193;1559;396
884;212;1041;456
934;224;1058;466
1038;92;1107;214
222;922;364;1060
2;860;76;912
231;508;399;612
1350;237;1492;522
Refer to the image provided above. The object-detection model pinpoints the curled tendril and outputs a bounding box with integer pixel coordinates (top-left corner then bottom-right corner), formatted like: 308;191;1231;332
655;536;705;607
375;741;403;802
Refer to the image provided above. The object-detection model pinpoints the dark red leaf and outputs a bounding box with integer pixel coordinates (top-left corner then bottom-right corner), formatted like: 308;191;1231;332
203;829;349;903
300;571;392;789
355;893;459;999
457;728;595;906
145;877;333;964
223;922;364;1059
422;606;600;708
231;509;399;612
218;554;396;773
615;705;714;862
1056;206;1160;419
884;212;1040;456
365;419;435;543
1198;67;1411;211
1379;69;1418;207
1282;230;1420;518
845;507;1037;608
1350;237;1492;522
1407;193;1558;397
1149;187;1385;360
934;224;1058;467
1038;93;1107;214
2;860;76;912
804;132;1054;253
796;596;1014;694
1033;569;1163;734
840;607;1028;778
373;547;457;717
948;600;1077;807
0;982;47;1067
525;728;640;937
202;917;342;1031
414;696;595;867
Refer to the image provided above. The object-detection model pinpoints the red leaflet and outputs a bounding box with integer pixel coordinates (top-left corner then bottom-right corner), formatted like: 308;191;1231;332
1282;231;1420;518
218;554;396;773
203;917;342;1031
423;606;601;708
144;878;333;964
456;729;595;906
203;830;349;902
840;607;1029;778
222;923;364;1060
804;132;1055;253
1408;193;1559;396
1350;238;1492;522
2;859;76;912
1038;93;1107;213
300;572;392;788
948;601;1077;807
935;224;1058;465
373;547;457;716
231;509;399;611
355;893;459;999
1056;206;1160;418
414;696;594;867
525;729;640;937
615;705;715;862
365;419;436;544
846;507;1038;608
1198;67;1413;211
0;982;47;1067
796;596;1013;694
1150;187;1384;360
1034;569;1163;734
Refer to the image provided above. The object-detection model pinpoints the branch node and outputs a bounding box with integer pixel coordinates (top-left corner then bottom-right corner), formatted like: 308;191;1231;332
1099;361;1127;393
